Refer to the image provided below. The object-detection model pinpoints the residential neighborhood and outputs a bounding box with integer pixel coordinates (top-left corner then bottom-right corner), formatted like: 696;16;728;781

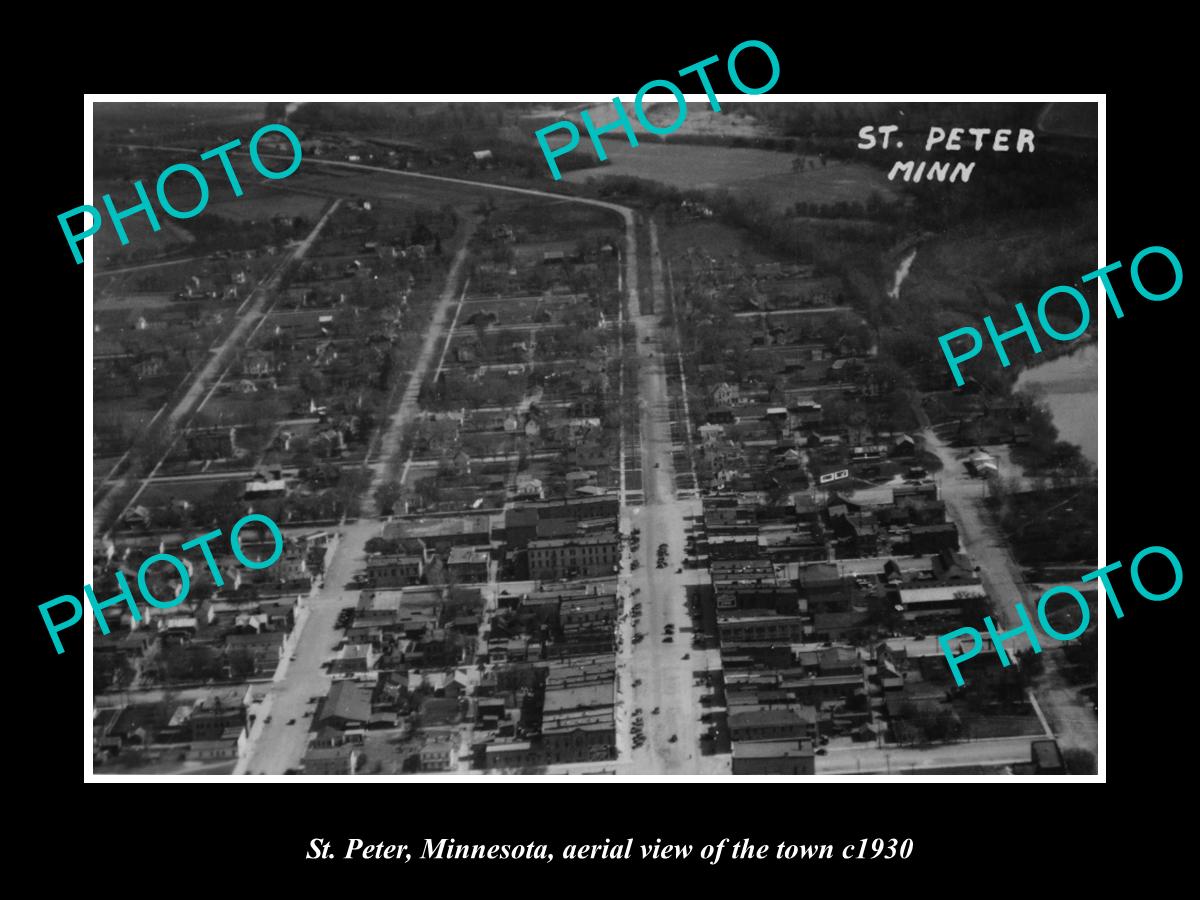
90;100;1098;778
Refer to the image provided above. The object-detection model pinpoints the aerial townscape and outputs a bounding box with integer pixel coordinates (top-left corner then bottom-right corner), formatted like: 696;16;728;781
90;100;1098;777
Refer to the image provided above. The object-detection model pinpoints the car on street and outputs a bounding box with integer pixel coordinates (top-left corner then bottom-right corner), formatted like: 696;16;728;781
287;719;297;725
663;636;673;643
668;735;678;743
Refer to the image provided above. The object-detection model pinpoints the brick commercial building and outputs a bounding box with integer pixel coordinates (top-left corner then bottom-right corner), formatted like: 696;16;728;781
446;546;489;583
728;708;811;742
528;534;619;580
717;612;807;643
732;739;816;775
367;554;425;587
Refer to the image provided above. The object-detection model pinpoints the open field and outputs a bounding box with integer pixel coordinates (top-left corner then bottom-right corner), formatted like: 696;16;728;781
525;101;773;141
281;169;520;215
207;183;330;223
564;142;899;210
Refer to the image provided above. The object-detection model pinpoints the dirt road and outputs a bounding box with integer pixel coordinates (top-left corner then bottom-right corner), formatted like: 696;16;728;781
923;427;1098;760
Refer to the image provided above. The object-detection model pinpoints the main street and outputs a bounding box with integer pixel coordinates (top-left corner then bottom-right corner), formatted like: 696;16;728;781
619;214;725;776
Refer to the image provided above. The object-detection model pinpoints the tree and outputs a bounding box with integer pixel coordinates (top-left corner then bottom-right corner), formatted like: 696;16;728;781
1016;647;1044;680
300;370;326;397
365;537;400;555
374;480;405;515
227;648;258;678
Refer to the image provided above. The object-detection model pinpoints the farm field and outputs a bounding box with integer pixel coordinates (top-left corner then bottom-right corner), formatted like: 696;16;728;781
525;101;772;141
564;142;899;209
207;182;331;223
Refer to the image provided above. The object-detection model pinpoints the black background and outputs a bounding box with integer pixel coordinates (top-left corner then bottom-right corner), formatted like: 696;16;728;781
22;21;1189;884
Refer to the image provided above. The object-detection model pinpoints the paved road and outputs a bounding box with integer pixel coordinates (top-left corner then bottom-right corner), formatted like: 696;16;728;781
923;428;1098;761
620;214;724;776
240;523;377;774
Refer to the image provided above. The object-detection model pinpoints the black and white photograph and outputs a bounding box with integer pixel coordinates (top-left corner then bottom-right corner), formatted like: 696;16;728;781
80;95;1105;781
